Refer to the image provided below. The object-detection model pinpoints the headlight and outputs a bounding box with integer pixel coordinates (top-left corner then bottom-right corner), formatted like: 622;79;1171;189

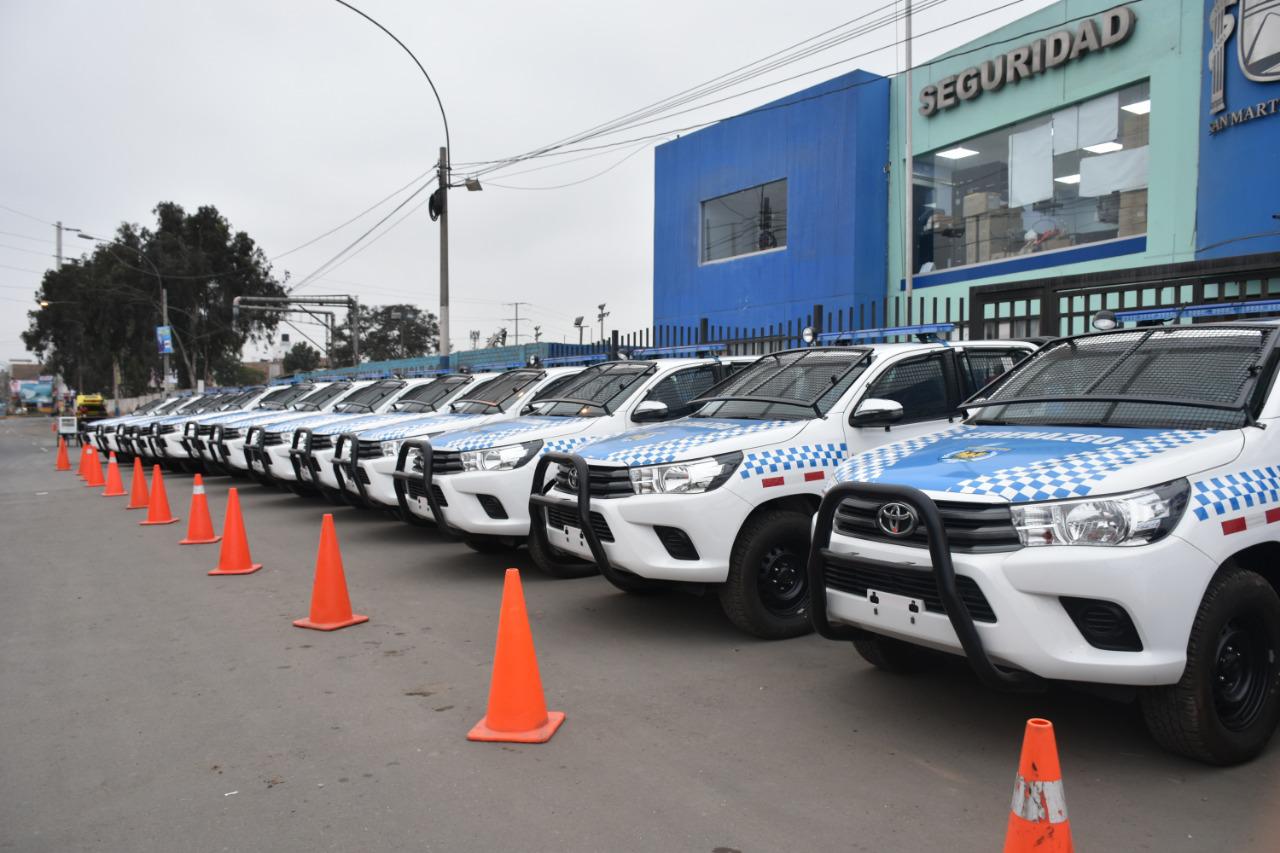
281;431;295;447
461;439;544;472
1010;479;1188;547
629;452;742;495
381;440;402;458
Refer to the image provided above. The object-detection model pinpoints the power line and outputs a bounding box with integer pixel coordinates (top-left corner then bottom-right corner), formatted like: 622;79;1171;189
483;141;652;191
0;229;54;245
0;204;54;226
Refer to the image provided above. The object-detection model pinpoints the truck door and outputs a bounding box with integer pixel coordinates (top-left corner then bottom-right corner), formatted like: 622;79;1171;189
843;351;964;454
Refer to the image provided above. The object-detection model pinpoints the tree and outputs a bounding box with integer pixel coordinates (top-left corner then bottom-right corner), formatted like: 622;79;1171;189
23;202;287;393
332;303;439;364
283;342;322;374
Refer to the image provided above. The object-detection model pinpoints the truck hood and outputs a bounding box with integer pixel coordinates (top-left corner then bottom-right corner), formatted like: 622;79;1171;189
576;419;805;466
434;416;594;452
219;410;321;430
266;412;362;433
189;408;273;426
310;411;416;436
831;425;1242;503
357;412;495;441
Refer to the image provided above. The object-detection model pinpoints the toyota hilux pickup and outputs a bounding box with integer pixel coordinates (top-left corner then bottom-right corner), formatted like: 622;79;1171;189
395;355;750;564
292;373;483;503
139;389;267;471
345;365;586;516
91;396;182;458
207;380;354;479
126;392;236;466
253;377;430;492
532;329;1034;638
180;381;322;473
808;305;1280;765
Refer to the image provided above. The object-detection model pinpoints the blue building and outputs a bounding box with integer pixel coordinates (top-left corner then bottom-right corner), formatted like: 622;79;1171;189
652;0;1280;341
652;70;890;337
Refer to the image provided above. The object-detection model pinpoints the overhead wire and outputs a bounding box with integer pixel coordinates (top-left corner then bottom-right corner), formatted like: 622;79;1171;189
0;204;54;226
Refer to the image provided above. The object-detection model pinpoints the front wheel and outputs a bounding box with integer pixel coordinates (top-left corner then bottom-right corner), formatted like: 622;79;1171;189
527;531;599;579
1140;566;1280;765
718;509;813;639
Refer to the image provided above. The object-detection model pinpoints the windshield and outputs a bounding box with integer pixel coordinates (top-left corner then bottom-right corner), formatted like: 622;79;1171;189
334;380;405;413
692;349;871;420
391;376;472;413
968;326;1275;430
258;385;312;410
450;370;544;414
292;383;349;411
528;362;653;417
220;390;261;410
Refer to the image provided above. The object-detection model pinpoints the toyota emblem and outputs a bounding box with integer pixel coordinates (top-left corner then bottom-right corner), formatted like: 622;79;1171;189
565;466;579;490
876;502;918;537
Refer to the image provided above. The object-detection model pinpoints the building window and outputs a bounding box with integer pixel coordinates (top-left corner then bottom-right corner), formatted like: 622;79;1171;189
913;80;1150;275
701;179;787;263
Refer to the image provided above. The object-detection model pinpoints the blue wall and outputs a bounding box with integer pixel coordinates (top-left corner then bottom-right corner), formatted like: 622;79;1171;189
652;70;890;331
1197;0;1280;259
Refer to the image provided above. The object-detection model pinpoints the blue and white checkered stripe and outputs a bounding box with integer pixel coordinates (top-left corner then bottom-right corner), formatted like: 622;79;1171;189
590;420;789;467
948;430;1217;502
364;414;487;441
541;435;596;455
833;427;971;484
1191;467;1280;521
436;418;588;451
739;443;848;478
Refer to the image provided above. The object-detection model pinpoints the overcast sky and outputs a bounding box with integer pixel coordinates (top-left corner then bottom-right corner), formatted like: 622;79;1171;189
0;0;1056;367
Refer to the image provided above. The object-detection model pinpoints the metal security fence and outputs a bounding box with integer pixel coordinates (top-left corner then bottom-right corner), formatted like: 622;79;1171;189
969;252;1280;339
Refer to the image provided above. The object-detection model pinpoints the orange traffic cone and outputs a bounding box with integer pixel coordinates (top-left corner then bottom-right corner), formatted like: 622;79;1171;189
76;443;89;479
55;437;71;471
1004;719;1073;852
139;464;179;526
293;514;367;630
101;452;127;496
84;448;105;488
208;488;261;575
126;457;149;510
179;474;220;545
467;568;565;743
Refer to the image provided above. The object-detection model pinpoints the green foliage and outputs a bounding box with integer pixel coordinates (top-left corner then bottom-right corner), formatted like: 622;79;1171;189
332;303;439;365
22;202;287;394
283;341;322;374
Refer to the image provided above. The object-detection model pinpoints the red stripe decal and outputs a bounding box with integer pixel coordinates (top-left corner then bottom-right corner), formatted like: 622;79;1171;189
804;471;826;482
1266;508;1280;525
1222;517;1247;535
762;476;785;488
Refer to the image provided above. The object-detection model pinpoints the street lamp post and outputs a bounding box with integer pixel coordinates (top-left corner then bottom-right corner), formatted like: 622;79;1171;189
79;233;171;391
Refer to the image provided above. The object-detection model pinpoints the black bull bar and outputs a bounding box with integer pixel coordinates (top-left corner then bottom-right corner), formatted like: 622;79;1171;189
390;439;454;531
527;452;612;569
807;481;1041;692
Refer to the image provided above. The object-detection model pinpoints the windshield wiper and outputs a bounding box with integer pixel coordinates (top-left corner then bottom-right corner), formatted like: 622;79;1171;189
532;396;611;415
691;394;822;418
449;398;502;413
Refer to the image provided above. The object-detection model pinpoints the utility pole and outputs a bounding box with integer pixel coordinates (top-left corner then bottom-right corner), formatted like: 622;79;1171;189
55;221;63;269
469;329;481;350
504;302;530;346
533;325;542;343
597;303;610;342
160;287;171;391
903;0;915;302
574;316;585;345
437;146;450;357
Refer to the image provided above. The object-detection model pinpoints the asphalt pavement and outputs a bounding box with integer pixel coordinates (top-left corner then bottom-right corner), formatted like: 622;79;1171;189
1;418;1278;852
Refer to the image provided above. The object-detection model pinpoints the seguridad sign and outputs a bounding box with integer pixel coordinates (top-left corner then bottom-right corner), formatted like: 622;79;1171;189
918;6;1137;117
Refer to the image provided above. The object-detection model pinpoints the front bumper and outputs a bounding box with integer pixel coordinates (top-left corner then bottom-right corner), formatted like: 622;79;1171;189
396;440;539;535
531;475;747;584
332;435;397;507
268;442;299;481
808;482;1214;688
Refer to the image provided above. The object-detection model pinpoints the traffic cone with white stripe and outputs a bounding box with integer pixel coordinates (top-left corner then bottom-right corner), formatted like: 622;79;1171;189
179;474;220;545
1004;718;1073;852
84;447;105;488
101;452;127;496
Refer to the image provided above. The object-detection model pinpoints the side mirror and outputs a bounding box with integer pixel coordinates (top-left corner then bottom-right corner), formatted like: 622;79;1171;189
631;399;669;422
851;397;904;427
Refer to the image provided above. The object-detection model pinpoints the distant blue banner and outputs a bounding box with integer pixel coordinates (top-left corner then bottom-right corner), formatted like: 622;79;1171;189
156;325;173;355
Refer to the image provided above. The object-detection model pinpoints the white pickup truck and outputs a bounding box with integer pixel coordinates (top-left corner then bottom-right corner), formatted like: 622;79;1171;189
809;304;1280;764
395;355;750;565
532;329;1034;638
335;365;585;513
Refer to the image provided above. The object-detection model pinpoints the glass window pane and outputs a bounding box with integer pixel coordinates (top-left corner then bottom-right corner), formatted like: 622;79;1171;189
913;80;1149;275
701;179;787;263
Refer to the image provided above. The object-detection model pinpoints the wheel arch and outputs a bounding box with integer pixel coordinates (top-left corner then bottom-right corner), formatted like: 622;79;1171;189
1220;541;1280;600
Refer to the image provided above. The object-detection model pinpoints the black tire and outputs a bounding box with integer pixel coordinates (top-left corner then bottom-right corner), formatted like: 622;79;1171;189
852;634;941;674
718;509;813;639
1140;566;1280;765
464;535;521;554
527;531;599;580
